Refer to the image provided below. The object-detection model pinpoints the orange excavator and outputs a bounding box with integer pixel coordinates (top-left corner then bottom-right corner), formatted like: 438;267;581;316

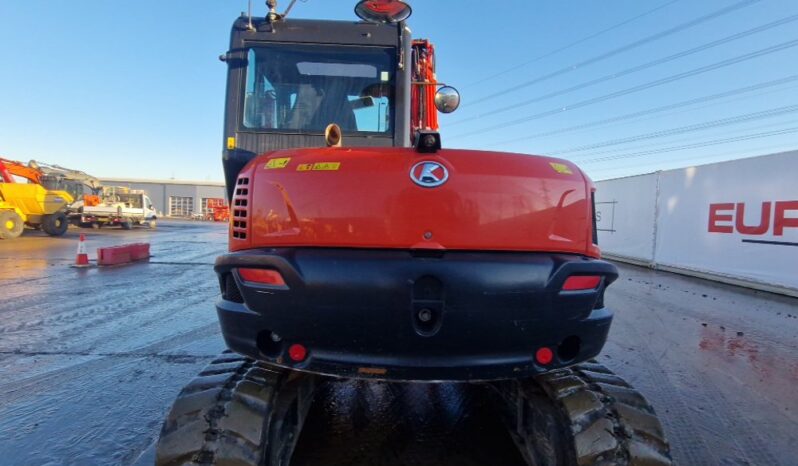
154;2;672;465
0;157;73;238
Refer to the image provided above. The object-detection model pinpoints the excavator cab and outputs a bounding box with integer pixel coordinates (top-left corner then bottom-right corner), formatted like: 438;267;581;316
39;175;88;202
221;16;411;197
220;2;458;199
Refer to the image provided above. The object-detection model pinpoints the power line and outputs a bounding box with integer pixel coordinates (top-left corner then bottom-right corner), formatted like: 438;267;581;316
450;38;798;140
462;0;681;89
564;117;798;160
586;143;798;178
487;75;798;147
461;0;760;108
548;104;798;156
577;126;798;165
452;13;798;127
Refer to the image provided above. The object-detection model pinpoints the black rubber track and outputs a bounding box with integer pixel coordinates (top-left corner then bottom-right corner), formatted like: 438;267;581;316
158;354;669;466
155;351;316;466
497;360;673;466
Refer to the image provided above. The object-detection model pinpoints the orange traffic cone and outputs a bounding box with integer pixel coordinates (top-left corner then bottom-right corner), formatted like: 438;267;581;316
73;233;91;268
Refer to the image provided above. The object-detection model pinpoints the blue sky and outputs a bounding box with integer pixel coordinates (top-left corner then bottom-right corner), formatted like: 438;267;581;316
1;0;796;182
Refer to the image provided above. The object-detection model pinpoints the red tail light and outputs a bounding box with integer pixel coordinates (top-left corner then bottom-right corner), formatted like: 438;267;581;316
238;268;287;287
562;275;601;291
535;347;554;365
288;344;308;362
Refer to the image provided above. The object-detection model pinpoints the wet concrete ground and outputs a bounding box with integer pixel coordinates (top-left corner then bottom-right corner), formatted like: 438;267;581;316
0;221;796;465
600;266;798;466
0;222;228;466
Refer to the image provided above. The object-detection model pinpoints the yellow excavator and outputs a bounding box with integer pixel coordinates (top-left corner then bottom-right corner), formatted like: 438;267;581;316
0;157;74;239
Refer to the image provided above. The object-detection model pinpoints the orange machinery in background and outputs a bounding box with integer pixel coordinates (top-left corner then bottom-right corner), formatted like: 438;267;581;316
205;198;230;222
0;157;44;184
0;157;73;238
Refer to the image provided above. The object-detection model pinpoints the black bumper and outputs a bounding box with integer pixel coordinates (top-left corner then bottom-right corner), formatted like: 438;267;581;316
215;248;617;381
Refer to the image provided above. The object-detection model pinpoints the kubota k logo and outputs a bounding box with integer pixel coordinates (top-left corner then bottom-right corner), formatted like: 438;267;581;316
410;161;448;188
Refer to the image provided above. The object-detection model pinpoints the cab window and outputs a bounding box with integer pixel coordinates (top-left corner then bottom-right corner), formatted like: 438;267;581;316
242;44;395;134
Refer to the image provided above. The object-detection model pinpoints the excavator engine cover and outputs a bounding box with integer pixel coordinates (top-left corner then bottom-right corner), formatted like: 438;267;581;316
214;147;616;381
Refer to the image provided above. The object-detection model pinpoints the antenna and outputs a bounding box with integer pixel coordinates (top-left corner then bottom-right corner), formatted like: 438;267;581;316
246;0;254;31
282;0;299;18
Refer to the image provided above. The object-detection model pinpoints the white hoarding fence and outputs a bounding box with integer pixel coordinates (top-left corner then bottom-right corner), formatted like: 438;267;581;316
595;150;798;296
594;173;659;264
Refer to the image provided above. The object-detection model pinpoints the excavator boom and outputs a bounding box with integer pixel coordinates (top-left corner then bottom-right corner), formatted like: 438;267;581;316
31;160;103;193
0;158;43;184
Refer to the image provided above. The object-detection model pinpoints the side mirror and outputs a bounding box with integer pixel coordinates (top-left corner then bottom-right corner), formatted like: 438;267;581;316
434;86;461;114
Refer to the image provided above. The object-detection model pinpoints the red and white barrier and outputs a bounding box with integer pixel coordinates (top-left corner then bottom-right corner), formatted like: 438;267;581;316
97;243;151;266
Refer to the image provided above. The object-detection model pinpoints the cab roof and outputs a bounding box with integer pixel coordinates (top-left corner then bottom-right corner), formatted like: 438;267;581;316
231;16;401;47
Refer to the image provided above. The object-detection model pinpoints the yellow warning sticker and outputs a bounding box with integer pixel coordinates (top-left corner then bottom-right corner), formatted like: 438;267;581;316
226;137;236;150
549;162;573;175
297;162;341;172
312;162;341;171
265;157;291;169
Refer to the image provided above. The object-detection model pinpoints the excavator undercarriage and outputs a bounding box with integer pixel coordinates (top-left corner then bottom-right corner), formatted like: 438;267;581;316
156;353;670;466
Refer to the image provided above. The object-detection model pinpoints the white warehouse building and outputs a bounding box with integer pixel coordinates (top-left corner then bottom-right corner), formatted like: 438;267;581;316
99;178;227;218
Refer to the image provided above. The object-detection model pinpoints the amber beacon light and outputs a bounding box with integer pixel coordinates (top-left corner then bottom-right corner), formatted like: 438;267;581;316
354;0;412;23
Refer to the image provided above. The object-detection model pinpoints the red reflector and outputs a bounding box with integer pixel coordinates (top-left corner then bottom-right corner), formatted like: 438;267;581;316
238;268;286;286
562;275;601;291
288;344;307;362
536;347;554;365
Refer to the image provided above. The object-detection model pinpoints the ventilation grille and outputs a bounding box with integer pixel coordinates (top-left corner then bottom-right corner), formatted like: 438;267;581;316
232;176;250;240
